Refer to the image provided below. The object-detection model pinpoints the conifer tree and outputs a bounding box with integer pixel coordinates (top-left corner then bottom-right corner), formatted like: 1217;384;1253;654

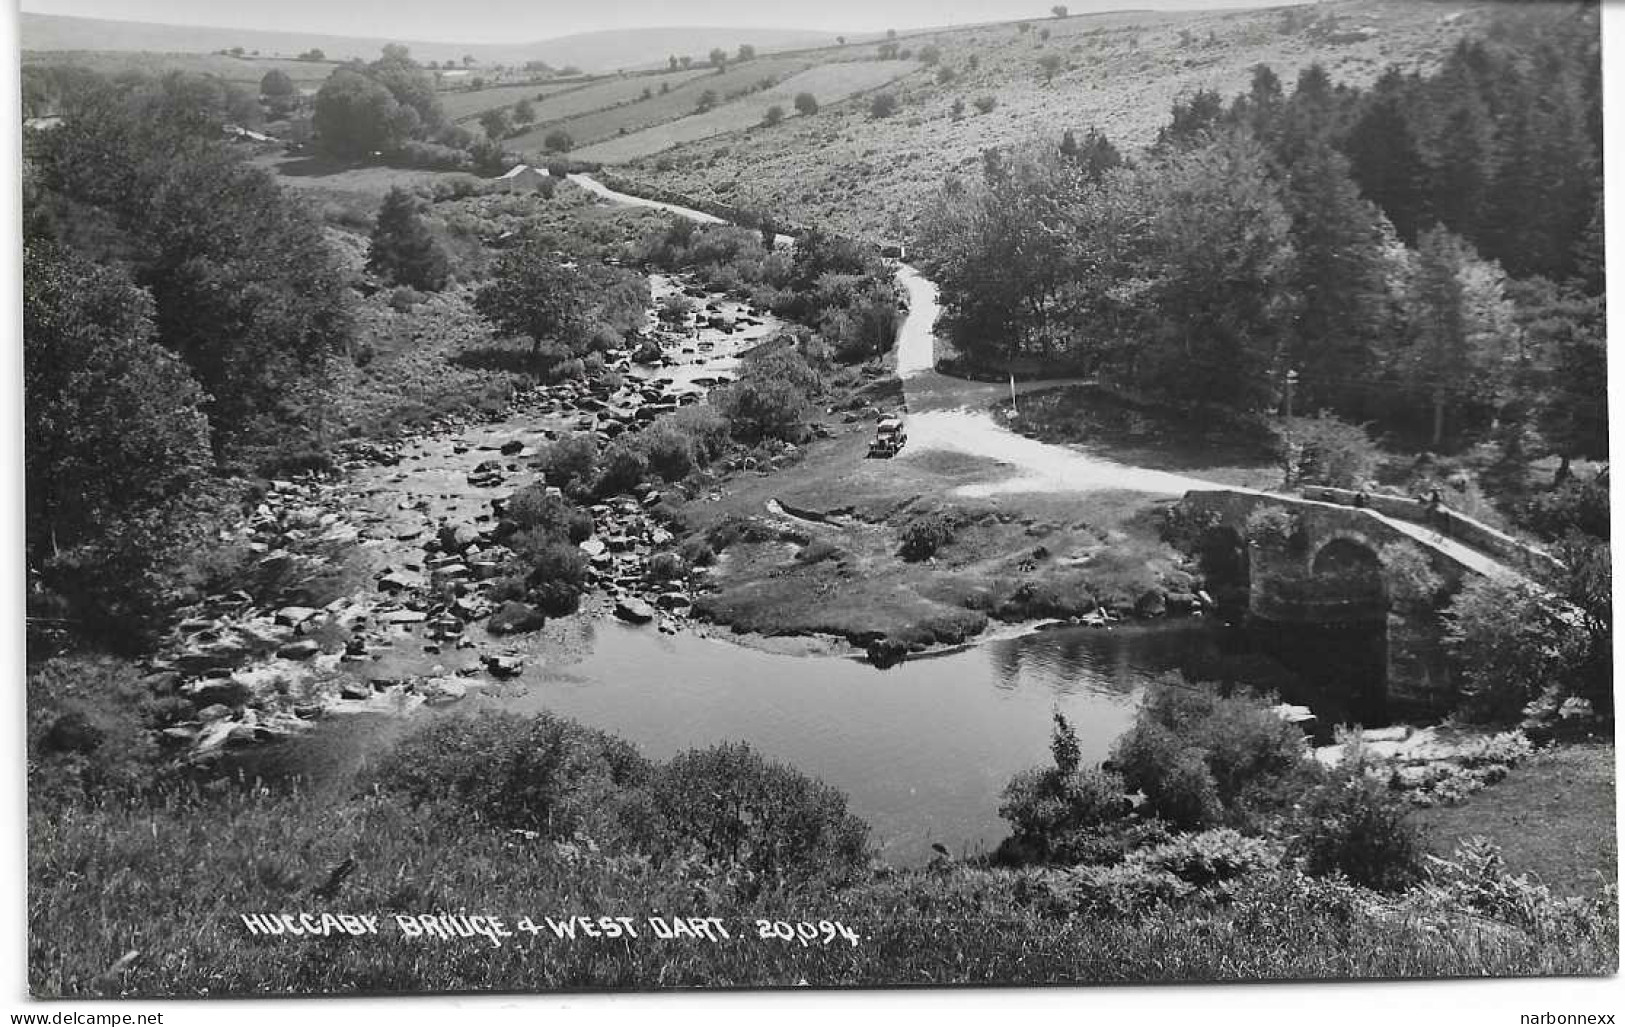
366;186;450;291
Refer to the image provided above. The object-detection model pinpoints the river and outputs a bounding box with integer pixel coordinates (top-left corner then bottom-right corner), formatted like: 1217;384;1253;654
225;176;1347;866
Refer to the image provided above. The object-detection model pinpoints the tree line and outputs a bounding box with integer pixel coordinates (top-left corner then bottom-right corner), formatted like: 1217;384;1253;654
24;68;355;647
916;4;1602;464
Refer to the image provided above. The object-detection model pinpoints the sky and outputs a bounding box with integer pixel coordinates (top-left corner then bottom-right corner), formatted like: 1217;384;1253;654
20;0;1299;43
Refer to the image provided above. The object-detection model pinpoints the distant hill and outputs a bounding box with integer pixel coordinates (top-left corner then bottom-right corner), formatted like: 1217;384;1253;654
18;12;839;72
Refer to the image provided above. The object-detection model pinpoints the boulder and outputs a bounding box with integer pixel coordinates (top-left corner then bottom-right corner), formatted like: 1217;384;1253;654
274;606;321;627
482;654;525;678
378;609;428;625
614;598;656;624
276;640;323;661
418;677;469;704
489;601;545;635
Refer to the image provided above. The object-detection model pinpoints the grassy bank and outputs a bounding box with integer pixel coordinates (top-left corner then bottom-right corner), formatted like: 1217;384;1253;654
28;726;1617;996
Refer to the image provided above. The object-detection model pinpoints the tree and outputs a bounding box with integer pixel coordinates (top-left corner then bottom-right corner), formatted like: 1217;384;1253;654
680;55;694;69
298;48;326;61
919;45;942;66
1344;71;1431;244
1136;134;1293;412
368;45;444;135
736;43;756;62
513;98;536;124
794;91;818;116
313;68;412;158
708;48;728;70
1402;227;1514;447
668;55;679;71
367;186;450;292
762;105;784;127
1052;5;1069;16
870;92;898;118
479;106;512;140
1280;139;1395;418
1038;52;1064;84
24;243;211;558
473;241;591;363
543;129;573;152
695;90;719;113
259;69;295;99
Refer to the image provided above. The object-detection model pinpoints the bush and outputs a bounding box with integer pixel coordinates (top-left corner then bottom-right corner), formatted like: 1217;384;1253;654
1244;505;1299;550
678;538;716;567
870;92;899;118
370;711;653;844
654;741;870;882
388;285;427;312
899;511;956;562
505;485;592;543
519;538;589;614
973;95;997;114
1133;828;1281;886
1443;577;1578;723
594;442;648;497
1279;411;1379;489
645;551;686;581
543;130;573;153
1379;541;1446;613
794;91;818;116
1519;475;1610;542
538;435;598;494
1288;771;1427;892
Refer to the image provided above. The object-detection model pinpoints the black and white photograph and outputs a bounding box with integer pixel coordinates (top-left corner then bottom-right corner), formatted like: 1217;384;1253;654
9;0;1618;1016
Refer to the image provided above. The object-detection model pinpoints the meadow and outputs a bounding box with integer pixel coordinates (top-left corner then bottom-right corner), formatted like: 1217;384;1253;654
572;59;922;163
507;57;812;153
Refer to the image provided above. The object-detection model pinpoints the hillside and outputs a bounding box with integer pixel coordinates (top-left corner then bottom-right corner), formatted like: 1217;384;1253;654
18;12;838;73
595;0;1514;240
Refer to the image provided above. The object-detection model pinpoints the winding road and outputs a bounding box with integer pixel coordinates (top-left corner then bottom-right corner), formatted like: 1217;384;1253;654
571;174;1538;584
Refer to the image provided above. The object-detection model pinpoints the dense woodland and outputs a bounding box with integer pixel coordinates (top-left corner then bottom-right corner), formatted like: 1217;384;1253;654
918;5;1603;468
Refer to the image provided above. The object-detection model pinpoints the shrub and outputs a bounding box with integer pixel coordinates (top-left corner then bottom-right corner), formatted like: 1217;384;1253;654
637;422;699;482
762;105;784;127
1443;577;1578;723
519;539;589;614
506;485;593;543
796;538;843;565
370;711;653;843
645;551;686;581
1244;505;1299;550
794;91;818;116
678;538;716;567
1279;411;1379;489
538;435;598;493
1519;475;1610;542
870;93;899;118
594;442;648;497
973;95;997;114
388;285;427;312
899;511;956;562
1379;542;1446;613
654;741;870;882
1133;828;1281;886
542;129;573;153
1288;770;1427;892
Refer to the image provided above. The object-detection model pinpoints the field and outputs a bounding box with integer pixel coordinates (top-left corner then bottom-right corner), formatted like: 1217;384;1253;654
21;49;339;89
572;59;922;163
617;0;1509;240
440;69;710;125
506;58;813;153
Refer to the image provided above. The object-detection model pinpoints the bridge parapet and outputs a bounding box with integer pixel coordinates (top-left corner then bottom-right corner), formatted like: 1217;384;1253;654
1299;486;1565;585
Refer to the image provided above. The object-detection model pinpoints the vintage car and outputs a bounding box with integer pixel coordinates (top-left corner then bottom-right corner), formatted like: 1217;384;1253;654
868;414;907;458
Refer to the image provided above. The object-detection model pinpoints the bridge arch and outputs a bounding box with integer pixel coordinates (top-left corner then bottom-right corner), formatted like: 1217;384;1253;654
1309;535;1386;617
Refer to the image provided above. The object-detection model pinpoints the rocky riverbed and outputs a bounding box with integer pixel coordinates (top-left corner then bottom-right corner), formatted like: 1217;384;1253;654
144;273;786;763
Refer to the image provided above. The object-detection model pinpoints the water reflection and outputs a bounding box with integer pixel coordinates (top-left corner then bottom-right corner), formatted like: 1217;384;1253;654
232;617;1368;865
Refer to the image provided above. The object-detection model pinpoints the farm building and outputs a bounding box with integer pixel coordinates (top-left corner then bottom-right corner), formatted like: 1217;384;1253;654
497;164;551;193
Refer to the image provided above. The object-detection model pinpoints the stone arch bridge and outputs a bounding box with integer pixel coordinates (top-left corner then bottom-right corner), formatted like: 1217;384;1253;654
1179;488;1565;713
